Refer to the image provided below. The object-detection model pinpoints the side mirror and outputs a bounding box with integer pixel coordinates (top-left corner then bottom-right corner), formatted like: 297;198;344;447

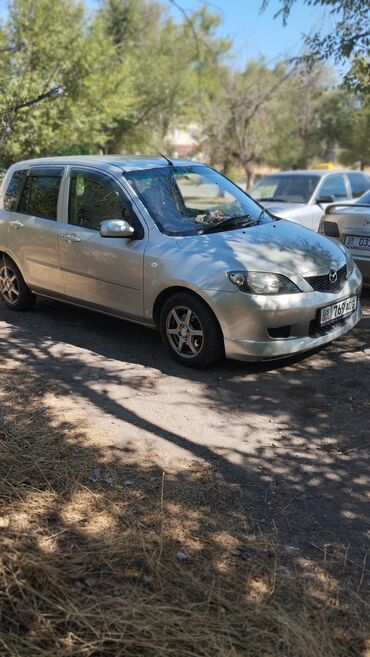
100;219;135;238
316;194;335;204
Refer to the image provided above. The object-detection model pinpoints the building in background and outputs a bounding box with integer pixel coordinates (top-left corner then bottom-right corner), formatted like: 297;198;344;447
166;123;205;161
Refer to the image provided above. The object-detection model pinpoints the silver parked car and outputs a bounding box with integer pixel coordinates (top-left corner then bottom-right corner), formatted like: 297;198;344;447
0;156;363;367
319;190;370;287
250;170;370;231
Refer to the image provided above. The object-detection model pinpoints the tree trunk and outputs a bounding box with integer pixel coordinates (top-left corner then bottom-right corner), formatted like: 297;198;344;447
244;166;255;190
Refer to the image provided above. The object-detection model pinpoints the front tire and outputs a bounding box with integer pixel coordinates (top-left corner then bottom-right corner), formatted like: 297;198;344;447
159;292;224;368
0;256;35;310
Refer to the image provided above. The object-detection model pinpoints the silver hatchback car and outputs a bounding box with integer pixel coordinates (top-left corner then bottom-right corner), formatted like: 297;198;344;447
0;156;363;367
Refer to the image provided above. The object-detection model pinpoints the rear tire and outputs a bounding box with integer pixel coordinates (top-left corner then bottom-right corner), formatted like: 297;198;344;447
0;256;35;311
159;292;224;368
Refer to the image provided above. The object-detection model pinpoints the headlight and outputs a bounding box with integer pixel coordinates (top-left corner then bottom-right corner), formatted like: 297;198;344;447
227;271;300;295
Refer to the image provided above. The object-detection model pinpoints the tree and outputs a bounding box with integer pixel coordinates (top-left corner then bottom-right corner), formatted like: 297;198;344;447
261;0;370;95
269;65;350;169
97;1;230;154
0;0;134;166
338;101;370;169
201;59;301;186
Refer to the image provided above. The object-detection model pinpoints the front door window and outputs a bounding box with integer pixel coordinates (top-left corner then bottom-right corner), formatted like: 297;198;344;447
69;171;128;230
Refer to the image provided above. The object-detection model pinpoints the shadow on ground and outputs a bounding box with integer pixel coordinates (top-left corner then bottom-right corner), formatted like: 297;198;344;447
0;292;369;655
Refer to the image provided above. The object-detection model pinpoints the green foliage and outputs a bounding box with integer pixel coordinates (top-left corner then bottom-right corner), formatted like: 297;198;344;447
202;57;368;182
0;0;134;166
0;0;230;163
202;59;291;184
261;0;370;96
338;101;370;168
98;1;230;153
0;0;367;179
269;66;344;169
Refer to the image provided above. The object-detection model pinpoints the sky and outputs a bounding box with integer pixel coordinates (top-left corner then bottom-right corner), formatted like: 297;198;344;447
167;0;334;69
0;0;337;72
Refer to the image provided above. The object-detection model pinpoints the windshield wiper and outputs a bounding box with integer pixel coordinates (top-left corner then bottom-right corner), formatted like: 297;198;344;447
199;214;254;234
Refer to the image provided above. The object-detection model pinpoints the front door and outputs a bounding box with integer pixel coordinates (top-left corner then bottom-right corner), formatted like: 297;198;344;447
58;168;146;319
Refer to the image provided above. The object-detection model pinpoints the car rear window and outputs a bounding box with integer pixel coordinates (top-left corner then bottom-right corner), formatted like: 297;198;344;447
3;169;28;211
18;167;64;220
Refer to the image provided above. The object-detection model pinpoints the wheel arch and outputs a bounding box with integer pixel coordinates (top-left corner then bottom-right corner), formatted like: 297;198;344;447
0;249;24;274
152;285;223;336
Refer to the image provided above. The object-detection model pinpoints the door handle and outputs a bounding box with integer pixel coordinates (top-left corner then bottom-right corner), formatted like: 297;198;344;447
61;233;81;243
9;221;24;230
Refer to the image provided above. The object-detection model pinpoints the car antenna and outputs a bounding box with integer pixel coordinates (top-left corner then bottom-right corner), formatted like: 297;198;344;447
160;153;174;167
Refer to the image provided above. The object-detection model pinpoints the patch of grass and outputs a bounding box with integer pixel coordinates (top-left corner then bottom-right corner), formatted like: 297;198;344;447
0;358;368;656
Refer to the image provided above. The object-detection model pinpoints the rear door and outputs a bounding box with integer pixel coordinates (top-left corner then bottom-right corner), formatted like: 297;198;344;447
58;167;146;319
5;166;64;294
312;173;351;231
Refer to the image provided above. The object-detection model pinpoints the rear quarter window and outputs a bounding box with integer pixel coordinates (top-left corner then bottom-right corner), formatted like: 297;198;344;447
347;172;370;199
18;168;63;220
357;190;370;205
3;169;28;211
318;174;348;200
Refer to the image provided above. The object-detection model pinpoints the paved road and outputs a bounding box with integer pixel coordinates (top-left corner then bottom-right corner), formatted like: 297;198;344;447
0;291;369;561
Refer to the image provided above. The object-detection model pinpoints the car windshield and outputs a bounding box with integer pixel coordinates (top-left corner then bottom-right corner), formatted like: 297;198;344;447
124;165;272;236
357;190;370;205
250;173;321;204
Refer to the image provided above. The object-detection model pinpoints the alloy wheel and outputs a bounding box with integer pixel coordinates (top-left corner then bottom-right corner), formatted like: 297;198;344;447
166;305;204;358
0;263;20;305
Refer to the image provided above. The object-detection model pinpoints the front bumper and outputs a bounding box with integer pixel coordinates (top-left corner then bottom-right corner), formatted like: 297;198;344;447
224;305;361;361
204;266;363;362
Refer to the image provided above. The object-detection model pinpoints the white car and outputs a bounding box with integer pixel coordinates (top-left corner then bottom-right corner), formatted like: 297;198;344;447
250;170;370;232
319;190;370;287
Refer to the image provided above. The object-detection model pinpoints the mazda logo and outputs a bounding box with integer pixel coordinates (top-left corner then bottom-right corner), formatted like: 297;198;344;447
329;269;338;284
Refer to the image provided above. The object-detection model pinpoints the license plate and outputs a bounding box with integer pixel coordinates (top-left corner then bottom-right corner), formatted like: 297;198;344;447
344;235;370;250
320;296;357;326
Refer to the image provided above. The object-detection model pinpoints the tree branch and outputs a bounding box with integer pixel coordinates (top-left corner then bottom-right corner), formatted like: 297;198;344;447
0;86;63;117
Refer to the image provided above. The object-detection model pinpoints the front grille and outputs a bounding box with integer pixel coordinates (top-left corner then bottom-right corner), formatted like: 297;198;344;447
309;314;348;338
305;264;347;293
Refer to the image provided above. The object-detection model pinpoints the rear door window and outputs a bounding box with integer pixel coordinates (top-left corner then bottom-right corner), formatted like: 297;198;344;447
318;174;348;200
347;172;370;199
18;168;64;220
3;169;28;210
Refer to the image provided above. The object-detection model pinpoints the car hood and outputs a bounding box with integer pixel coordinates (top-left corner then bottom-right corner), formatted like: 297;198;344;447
176;219;347;279
259;201;309;218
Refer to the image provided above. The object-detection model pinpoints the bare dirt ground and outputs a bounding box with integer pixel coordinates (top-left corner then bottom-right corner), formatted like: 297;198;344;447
0;290;369;566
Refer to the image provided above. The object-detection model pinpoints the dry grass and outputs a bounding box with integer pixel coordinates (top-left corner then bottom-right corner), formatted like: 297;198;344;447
0;357;369;656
